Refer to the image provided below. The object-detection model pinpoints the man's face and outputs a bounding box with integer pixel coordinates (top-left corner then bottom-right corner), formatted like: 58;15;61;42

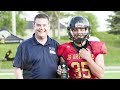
33;18;50;38
72;27;87;39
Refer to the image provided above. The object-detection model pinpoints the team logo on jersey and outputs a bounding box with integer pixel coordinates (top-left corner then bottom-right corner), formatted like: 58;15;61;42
49;47;56;54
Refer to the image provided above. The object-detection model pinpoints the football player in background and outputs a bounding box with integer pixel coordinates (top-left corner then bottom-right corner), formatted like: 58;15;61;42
57;16;107;79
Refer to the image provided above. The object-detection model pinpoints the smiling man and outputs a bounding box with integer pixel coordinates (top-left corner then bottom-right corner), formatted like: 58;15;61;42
13;13;60;79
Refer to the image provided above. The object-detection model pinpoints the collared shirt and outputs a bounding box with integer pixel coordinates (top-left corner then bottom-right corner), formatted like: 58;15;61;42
13;34;59;79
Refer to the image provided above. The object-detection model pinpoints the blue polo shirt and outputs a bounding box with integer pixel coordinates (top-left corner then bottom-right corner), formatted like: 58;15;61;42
13;34;60;79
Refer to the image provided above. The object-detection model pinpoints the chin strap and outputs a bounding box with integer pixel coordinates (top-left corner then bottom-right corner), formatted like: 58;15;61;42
72;40;94;55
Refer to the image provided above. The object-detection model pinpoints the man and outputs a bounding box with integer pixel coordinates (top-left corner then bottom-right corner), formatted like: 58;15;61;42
13;13;60;79
57;16;107;79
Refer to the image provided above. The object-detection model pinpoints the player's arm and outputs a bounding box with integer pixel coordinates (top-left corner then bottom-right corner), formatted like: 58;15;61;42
87;54;104;79
87;42;107;79
14;67;23;79
79;48;105;79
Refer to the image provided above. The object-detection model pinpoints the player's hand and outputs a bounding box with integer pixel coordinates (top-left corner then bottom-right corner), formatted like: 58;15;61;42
57;65;62;76
79;48;92;61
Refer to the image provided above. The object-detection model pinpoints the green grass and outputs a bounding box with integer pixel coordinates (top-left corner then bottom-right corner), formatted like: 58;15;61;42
0;61;13;69
0;75;15;79
0;43;19;60
104;72;120;79
0;43;19;69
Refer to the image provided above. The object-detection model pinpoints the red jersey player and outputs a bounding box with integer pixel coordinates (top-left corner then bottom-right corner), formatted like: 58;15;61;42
57;16;107;79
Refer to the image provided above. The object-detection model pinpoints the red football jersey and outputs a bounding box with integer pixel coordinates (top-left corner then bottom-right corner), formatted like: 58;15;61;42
57;41;107;79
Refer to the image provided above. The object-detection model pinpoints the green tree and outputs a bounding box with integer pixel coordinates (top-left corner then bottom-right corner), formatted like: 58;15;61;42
0;11;12;29
16;12;27;36
0;11;27;36
106;11;120;35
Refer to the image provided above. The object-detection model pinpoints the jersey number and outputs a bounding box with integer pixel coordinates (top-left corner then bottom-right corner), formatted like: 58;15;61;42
71;62;91;78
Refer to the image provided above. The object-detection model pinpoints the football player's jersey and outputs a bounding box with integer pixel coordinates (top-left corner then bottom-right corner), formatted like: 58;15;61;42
57;41;107;79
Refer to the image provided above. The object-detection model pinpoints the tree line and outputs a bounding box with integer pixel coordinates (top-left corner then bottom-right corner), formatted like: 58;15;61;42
0;11;119;39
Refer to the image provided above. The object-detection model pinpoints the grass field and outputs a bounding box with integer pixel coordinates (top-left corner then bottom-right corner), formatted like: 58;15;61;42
0;75;15;79
0;72;120;79
0;43;18;69
104;72;120;79
0;43;19;59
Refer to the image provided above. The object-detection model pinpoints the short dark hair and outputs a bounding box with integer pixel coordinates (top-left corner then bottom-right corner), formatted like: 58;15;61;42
34;13;49;24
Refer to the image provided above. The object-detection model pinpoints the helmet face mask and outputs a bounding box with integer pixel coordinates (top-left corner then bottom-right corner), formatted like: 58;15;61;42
67;16;90;44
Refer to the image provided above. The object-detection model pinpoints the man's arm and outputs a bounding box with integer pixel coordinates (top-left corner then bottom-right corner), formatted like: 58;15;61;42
14;67;23;79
